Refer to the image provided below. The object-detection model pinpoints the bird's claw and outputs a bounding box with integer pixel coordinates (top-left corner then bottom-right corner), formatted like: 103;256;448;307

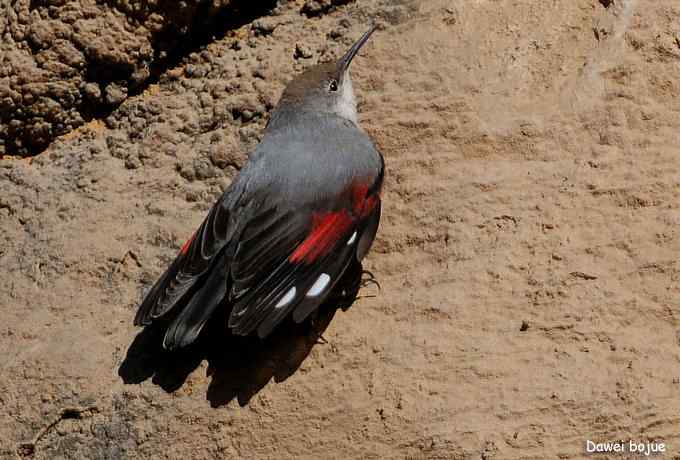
316;334;329;345
360;271;381;291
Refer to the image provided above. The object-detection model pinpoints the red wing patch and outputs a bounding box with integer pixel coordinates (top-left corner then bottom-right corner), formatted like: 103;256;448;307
180;232;196;256
289;181;380;265
289;210;353;264
351;182;380;218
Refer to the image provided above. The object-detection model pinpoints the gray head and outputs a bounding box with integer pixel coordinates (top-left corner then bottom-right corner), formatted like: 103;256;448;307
274;25;377;125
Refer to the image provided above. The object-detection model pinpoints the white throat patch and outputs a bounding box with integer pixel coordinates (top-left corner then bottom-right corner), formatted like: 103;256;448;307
335;74;358;124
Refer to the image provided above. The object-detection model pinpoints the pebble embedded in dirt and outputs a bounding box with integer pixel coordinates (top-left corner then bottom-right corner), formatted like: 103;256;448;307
81;83;102;102
104;84;128;106
301;0;354;18
251;18;278;36
294;43;314;59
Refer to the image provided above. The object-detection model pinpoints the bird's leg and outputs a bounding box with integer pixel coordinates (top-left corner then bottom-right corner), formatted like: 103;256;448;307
358;269;381;292
306;309;329;344
329;262;381;311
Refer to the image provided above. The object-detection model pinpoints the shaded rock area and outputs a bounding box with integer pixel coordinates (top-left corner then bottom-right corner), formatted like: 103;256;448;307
2;0;680;459
0;0;278;156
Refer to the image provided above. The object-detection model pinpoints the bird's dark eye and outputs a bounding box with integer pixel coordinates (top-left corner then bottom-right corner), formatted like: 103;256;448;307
328;79;338;92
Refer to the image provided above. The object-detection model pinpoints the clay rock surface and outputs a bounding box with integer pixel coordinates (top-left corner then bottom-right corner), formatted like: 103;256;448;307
2;0;680;459
0;0;250;156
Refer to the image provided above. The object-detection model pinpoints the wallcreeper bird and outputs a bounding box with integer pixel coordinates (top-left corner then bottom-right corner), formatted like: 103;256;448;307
134;26;384;349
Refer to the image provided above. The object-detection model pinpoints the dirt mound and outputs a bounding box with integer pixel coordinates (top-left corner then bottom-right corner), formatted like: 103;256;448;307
0;0;277;156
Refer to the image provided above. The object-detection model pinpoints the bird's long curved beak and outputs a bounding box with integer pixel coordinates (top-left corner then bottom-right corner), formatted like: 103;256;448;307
338;24;377;72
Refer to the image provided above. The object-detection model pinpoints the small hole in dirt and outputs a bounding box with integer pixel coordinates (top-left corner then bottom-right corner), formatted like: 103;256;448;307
60;408;83;420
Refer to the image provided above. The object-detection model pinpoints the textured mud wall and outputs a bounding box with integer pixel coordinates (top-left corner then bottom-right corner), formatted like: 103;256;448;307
0;0;287;156
2;0;680;459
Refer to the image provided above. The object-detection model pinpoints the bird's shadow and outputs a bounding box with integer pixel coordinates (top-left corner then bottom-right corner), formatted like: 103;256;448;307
118;280;364;407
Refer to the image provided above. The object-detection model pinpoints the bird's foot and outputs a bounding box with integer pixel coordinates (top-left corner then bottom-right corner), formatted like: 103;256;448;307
359;269;381;291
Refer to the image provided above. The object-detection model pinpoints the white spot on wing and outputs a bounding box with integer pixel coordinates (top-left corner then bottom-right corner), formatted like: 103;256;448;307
306;273;331;297
275;287;296;309
347;231;357;245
